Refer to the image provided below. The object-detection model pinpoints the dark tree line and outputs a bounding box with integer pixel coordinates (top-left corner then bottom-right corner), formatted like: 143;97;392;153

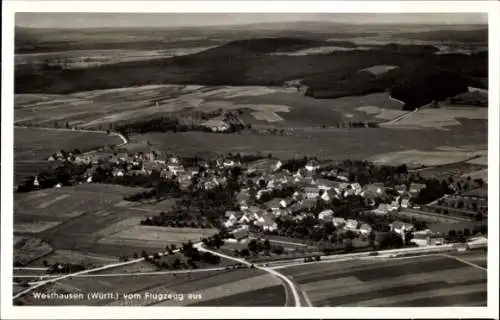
16;163;91;192
115;116;245;136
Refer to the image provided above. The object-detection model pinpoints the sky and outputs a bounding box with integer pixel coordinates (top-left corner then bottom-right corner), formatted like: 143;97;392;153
16;13;488;29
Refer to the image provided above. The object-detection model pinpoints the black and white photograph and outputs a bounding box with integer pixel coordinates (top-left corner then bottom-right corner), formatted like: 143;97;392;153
1;1;498;319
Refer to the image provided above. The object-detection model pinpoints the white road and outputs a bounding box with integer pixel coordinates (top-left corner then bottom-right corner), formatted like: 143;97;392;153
12;258;145;300
13;245;190;300
441;253;487;272
17;267;228;284
194;243;302;307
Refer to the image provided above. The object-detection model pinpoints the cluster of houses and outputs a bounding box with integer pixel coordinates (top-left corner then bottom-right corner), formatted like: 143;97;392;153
43;149;452;248
220;158;432;241
46;150;231;191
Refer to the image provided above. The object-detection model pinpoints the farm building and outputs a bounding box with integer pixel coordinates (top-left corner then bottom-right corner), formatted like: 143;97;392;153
359;223;373;235
394;184;408;195
231;226;249;242
318;209;334;221
409;183;427;196
411;230;445;246
344;219;360;231
390;221;415;234
201;119;230;132
320;190;335;202
372;203;392;215
305;160;320;172
332;217;346;228
304;186;320;199
315;179;336;191
264;198;284;212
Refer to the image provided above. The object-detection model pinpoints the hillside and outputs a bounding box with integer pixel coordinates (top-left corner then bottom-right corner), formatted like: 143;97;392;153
15;37;487;108
393;28;488;43
304;52;487;108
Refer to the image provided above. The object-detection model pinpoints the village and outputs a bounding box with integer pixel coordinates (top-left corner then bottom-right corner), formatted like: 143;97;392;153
17;143;488;261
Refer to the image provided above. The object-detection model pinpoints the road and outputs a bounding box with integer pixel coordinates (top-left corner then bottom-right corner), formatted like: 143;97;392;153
12;257;145;300
14;125;128;146
13;240;486;302
194;243;303;307
12;244;189;300
16;267;228;284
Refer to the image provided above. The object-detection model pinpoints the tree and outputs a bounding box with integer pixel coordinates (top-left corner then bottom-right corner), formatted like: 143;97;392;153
377;231;403;250
173;258;181;269
241;248;250;257
368;231;376;247
463;228;471;237
404;231;414;245
248;239;259;253
344;230;356;240
263;239;271;252
271;245;284;255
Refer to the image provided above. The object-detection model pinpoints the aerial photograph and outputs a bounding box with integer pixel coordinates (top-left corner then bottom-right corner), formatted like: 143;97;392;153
12;12;488;307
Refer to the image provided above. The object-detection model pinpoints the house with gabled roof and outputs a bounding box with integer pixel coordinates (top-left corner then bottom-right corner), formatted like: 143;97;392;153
316;179;336;191
318;209;334;221
359;223;373;235
264;198;284;213
231;226;249;241
395;184;408;195
304;186;320;199
345;219;360;231
390;221;415;234
373;203;391;215
409;183;426;196
332;217;346;228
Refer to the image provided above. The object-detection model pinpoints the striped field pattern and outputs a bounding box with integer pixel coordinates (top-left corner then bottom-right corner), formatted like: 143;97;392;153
280;251;487;307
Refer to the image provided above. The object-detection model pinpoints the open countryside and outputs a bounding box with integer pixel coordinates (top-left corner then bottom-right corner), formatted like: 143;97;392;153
12;13;489;308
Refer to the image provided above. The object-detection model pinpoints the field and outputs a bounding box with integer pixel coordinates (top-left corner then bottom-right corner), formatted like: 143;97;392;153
16;268;286;306
368;148;487;167
14;184;164;265
15;47;215;69
14;237;54;265
32;249;120;267
98;226;217;248
361;65;398;75
463;169;488;183
14;127;121;161
279;252;487;307
381;106;488;130
129;119;487;162
14;85;411;130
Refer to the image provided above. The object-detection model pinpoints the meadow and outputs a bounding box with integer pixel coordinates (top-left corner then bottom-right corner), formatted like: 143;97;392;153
16;268;286;307
14;184;163;265
14;127;121;161
279;252;487;307
129;120;486;162
98;226;217;248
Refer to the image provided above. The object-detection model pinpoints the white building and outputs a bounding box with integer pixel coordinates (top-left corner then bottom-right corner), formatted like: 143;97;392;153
318;209;334;221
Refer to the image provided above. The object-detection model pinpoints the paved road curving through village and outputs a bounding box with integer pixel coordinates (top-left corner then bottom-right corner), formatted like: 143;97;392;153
194;243;303;307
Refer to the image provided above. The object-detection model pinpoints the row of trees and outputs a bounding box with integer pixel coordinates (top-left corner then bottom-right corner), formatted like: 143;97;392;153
115;115;246;136
16;162;91;192
321;122;380;129
142;180;240;229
